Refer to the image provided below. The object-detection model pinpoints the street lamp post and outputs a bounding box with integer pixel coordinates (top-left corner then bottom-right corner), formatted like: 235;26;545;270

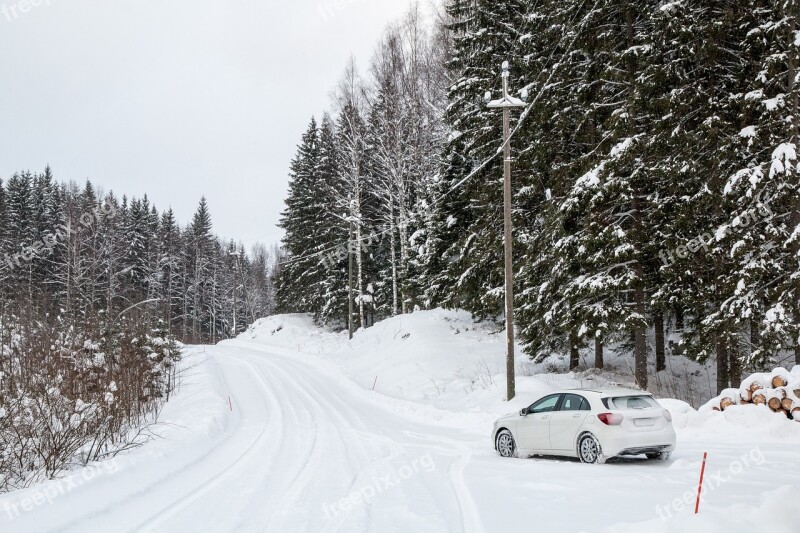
486;60;527;401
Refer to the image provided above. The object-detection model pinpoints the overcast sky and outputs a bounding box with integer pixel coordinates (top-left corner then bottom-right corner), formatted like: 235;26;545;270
0;0;422;249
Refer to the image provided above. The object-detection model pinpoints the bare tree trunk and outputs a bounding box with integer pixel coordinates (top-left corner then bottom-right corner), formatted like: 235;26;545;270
716;339;729;394
625;8;648;391
594;334;604;370
633;301;648;390
654;311;666;372
729;345;742;388
570;330;580;370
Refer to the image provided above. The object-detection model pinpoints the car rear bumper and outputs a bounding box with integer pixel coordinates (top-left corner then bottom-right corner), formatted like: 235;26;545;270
598;427;676;458
617;444;673;456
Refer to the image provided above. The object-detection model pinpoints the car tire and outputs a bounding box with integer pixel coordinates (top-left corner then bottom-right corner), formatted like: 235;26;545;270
578;434;605;464
646;452;672;461
496;429;516;458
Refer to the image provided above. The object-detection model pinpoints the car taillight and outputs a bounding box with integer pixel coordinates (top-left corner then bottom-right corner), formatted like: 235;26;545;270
597;413;624;426
662;409;672;422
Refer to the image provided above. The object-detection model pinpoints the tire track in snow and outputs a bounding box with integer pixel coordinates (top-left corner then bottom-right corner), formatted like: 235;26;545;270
268;354;467;533
130;355;285;532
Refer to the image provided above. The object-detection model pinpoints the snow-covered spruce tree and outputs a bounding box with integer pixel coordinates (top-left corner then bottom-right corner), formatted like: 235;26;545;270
646;1;763;392
187;197;215;343
721;0;800;368
29;167;60;309
554;0;663;387
315;114;353;326
156;208;184;334
423;0;529;318
513;0;661;382
515;0;622;369
126;196;153;303
4;172;36;303
275;118;323;314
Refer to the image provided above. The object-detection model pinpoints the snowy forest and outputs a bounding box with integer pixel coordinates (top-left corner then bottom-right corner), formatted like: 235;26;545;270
0;167;275;489
276;1;800;395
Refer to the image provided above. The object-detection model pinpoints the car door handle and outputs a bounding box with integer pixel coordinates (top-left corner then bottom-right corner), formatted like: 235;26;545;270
541;415;550;420
572;414;581;418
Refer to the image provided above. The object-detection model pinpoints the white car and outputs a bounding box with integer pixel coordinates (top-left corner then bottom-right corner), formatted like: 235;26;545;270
492;388;676;464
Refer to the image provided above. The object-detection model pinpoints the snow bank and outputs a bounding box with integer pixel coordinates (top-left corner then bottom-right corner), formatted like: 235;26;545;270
239;313;342;353
605;486;800;533
277;309;603;418
0;348;232;532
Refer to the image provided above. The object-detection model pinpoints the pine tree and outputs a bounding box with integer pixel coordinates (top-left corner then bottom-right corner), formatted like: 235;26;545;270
276;118;322;314
189;197;215;342
316;114;351;325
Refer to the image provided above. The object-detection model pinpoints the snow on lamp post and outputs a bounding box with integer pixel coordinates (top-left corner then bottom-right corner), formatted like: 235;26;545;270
485;60;527;401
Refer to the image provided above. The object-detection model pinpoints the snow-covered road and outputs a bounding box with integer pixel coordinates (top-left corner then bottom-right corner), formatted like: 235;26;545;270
3;336;799;533
136;342;486;533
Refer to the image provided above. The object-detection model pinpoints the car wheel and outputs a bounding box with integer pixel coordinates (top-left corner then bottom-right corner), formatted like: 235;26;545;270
578;434;605;464
496;429;516;458
646;452;672;461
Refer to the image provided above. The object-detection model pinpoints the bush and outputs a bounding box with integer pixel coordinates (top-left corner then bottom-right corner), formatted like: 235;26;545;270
0;316;181;491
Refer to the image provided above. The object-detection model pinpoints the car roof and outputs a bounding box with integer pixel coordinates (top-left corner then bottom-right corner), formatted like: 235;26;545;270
560;387;650;397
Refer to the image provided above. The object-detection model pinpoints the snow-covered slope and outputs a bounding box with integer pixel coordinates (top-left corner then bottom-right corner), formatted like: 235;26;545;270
2;310;799;533
241;310;647;418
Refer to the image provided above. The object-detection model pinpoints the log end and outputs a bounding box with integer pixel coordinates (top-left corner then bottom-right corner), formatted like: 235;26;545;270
772;376;789;389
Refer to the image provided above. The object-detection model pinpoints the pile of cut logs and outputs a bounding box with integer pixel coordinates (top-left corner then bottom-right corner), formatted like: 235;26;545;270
713;367;800;421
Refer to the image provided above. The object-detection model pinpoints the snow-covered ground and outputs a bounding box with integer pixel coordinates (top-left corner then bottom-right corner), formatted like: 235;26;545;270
2;310;799;532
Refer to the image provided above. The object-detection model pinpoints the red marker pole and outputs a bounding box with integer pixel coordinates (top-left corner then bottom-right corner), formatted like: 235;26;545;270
695;452;708;514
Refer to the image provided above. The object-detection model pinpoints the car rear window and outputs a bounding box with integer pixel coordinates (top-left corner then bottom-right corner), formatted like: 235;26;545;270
606;395;659;410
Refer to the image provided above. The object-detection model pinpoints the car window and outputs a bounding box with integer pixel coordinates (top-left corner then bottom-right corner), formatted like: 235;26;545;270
608;395;659;410
560;394;590;412
530;394;561;414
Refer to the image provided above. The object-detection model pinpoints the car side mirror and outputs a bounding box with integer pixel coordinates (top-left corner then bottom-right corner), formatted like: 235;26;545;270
520;407;529;416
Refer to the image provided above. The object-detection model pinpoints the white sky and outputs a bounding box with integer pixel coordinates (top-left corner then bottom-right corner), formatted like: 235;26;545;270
0;0;421;249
